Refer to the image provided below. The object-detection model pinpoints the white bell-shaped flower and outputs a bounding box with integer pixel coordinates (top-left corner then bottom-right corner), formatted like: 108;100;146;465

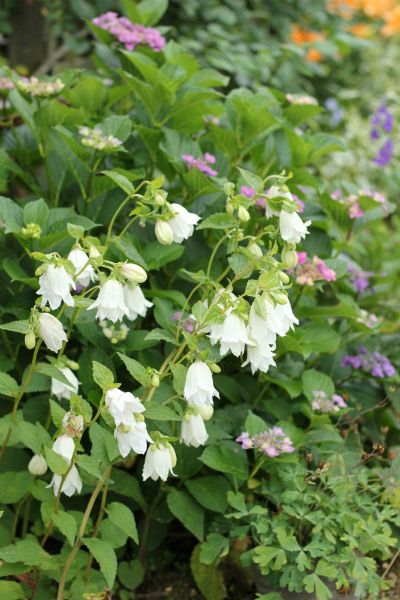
28;453;47;476
37;264;75;310
167;203;200;243
88;279;128;323
38;313;67;353
51;367;79;401
180;413;208;447
48;434;82;497
68;248;97;288
209;313;250;357
105;389;151;457
105;388;145;425
279;210;311;244
183;361;219;406
268;299;299;337
242;342;276;374
123;284;153;321
142;442;176;482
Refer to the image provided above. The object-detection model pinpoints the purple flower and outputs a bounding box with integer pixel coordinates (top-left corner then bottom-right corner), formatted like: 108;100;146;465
373;139;394;167
241;186;256;198
182;153;218;177
312;390;347;413
237;427;295;456
341;348;396;378
348;265;373;294
92;12;165;52
236;432;254;449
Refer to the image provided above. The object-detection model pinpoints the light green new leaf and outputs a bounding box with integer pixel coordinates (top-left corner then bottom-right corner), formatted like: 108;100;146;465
0;536;57;570
107;502;139;544
92;361;114;390
117;353;151;387
83;537;117;589
52;510;77;546
0;372;19;398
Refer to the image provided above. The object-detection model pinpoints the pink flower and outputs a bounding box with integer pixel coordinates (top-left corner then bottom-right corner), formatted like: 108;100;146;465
241;186;256;198
297;252;307;265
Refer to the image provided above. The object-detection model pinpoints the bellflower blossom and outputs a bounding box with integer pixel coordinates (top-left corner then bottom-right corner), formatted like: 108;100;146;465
38;313;67;353
209;312;251;357
180;413;208;447
342;347;396;378
92;12;165;52
88;279;129;322
48;434;82;497
68;248;97;288
184;361;219;406
142;442;176;481
166;203;201;243
105;388;152;457
373;139;394;167
237;426;295;457
37;264;75;310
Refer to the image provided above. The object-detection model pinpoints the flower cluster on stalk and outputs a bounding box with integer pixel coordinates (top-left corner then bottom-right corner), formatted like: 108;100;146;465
92;12;165;52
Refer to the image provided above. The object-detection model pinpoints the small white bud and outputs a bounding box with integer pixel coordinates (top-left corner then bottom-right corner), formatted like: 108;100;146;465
28;454;47;476
281;247;298;269
155;220;174;245
248;243;263;258
238;206;250;222
119;263;148;284
89;245;102;259
25;330;36;350
197;405;214;421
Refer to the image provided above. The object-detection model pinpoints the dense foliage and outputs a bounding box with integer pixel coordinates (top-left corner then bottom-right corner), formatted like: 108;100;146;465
0;1;399;599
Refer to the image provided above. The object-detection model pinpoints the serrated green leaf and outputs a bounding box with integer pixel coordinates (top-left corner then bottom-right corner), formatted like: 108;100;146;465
107;502;138;544
83;537;117;589
117;353;151;387
167;489;204;541
0;372;19;397
92;361;114;390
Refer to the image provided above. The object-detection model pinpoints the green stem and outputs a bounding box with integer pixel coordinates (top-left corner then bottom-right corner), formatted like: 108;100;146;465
138;486;163;564
206;232;229;279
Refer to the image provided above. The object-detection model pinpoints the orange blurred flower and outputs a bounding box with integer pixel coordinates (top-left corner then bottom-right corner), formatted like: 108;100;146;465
349;22;374;35
363;0;396;18
381;5;400;34
291;25;325;44
305;48;323;62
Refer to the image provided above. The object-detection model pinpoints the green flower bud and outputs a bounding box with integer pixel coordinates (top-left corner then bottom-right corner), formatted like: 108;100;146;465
25;330;36;350
248;243;263;258
281;247;298;269
238;206;250;222
155;220;173;245
151;373;160;388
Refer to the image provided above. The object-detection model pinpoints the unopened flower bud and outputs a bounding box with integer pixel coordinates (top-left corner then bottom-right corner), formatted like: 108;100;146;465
274;293;289;305
25;330;36;350
281;247;298;269
278;271;290;284
155;220;173;245
209;363;221;374
119;263;147;284
197;405;214;421
89;245;102;259
238;206;250;222
154;192;166;206
248;243;263;258
226;201;234;215
151;373;160;388
167;442;177;468
62;412;84;438
28;453;47;476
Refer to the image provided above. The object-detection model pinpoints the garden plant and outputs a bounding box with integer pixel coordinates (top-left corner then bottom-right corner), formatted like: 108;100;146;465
0;1;399;599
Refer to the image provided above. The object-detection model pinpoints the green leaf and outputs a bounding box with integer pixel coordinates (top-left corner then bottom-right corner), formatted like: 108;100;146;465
170;363;187;395
185;476;231;513
0;320;29;334
190;544;227;600
167;489;205;541
200;442;248;480
83;538;117;589
145;402;180;421
49;399;66;428
200;533;230;564
244;412;267;436
0;581;26;599
0;472;32;503
0;372;19;397
117;353;151;387
142;242;184;269
107;502;138;544
303;573;332;600
197;213;238;230
23;198;49;227
0;196;23;233
102;170;134;195
0;536;57;570
44;447;69;476
144;328;178;345
92;361;114;390
15;421;51;454
52;510;77;546
302;369;335;401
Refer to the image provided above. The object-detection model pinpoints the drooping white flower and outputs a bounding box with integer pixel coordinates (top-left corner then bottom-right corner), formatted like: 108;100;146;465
88;279;128;323
269;299;299;337
209;313;250;357
265;185;290;218
167;203;200;243
38;313;67;353
68;248;97;288
242;343;276;374
119;263;147;284
183;361;219;406
51;367;79;401
142;442;176;482
105;388;151;457
123;284;153;321
247;301;278;346
279;210;311;244
48;434;82;497
28;453;47;476
37;264;75;310
155;220;174;245
180;413;208;447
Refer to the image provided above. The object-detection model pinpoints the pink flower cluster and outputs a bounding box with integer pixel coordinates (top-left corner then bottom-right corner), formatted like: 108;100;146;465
294;252;336;286
331;188;388;219
172;311;195;333
311;390;347;414
92;12;165;52
182;153;218;177
0;77;14;91
236;426;295;457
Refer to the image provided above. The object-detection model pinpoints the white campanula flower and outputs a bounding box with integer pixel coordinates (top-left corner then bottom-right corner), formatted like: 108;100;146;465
119;263;147;284
51;367;79;401
123;284;153;321
155;220;174;245
180;413;208;447
48;434;82;497
279;210;311;244
88;279;128;323
28;453;47;476
105;388;151;457
183;361;219;406
269;299;299;337
38;313;67;353
242;343;276;374
68;248;97;288
167;203;201;243
37;264;75;310
143;442;176;482
209;313;250;357
265;185;291;218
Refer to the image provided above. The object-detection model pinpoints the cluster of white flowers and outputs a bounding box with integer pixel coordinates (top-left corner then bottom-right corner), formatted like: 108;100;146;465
18;76;64;97
49;434;83;497
79;126;123;151
105;388;151;457
155;203;200;245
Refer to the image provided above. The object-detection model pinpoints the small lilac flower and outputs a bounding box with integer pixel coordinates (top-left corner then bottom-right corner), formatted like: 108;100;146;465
241;186;256;198
348;265;373;294
255;197;266;209
342;347;396;378
182;153;218;177
92;12;165;52
373;139;394;167
330;189;342;201
312;390;347;413
292;194;305;213
238;427;294;456
236;432;254;449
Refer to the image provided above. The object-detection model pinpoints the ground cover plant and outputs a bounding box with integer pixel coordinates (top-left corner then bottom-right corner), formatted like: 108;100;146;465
0;1;399;599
